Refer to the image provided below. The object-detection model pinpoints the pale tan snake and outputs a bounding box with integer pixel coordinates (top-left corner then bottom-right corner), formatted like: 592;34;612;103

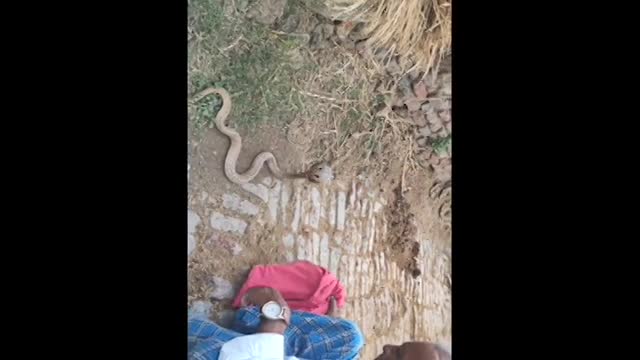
191;87;333;185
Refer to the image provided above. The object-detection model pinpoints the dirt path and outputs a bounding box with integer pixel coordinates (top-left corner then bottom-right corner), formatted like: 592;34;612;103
188;0;451;355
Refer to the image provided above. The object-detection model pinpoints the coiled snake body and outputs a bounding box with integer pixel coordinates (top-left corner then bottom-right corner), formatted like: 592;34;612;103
191;87;333;185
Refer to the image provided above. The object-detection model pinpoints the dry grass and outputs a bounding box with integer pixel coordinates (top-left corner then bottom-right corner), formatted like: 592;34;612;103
188;0;318;131
321;0;451;74
188;0;427;181
188;221;287;304
286;44;420;182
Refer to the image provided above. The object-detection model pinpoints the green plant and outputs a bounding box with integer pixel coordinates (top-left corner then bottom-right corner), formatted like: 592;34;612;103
432;135;451;156
188;0;313;131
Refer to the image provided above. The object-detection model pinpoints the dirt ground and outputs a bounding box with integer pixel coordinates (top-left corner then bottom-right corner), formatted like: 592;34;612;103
188;0;451;355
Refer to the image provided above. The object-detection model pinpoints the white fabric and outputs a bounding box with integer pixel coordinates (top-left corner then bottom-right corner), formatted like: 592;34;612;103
219;333;285;360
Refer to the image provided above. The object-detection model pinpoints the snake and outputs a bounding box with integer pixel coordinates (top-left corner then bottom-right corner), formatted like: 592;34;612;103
191;87;334;185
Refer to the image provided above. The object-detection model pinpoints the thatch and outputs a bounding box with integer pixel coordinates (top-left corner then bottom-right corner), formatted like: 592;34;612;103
315;0;451;74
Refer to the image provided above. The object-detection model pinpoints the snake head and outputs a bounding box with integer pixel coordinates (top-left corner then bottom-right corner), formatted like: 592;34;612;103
306;162;334;184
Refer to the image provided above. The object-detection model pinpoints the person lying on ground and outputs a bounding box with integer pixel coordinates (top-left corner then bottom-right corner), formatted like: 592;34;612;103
188;287;364;360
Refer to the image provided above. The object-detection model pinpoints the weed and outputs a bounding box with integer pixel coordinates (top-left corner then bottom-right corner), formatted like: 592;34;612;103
188;0;309;131
431;135;451;156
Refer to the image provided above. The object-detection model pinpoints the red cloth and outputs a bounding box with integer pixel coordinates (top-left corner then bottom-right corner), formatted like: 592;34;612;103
232;261;346;315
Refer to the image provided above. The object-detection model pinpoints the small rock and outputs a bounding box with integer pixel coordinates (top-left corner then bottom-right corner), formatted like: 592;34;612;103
210;232;244;256
310;39;332;50
231;243;243;256
445;121;452;133
340;37;356;50
188;234;196;256
421;101;435;113
429;98;449;111
246;0;287;25
335;21;355;40
222;193;260;216
412;80;429;100
416;136;427;147
188;210;201;234
386;57;402;76
287;49;305;70
348;22;369;41
429;155;442;166
321;23;335;37
310;24;331;49
421;147;434;159
406;98;424;112
426;109;442;126
208;276;234;300
398;75;414;99
418;125;432;138
439;110;451;123
422;73;438;88
189;300;213;319
389;92;404;108
299;0;334;19
222;0;236;17
416;149;434;169
429;121;443;133
439;54;452;73
210;211;248;235
440;74;452;96
437;157;452;167
410;111;427;127
280;13;300;33
407;68;422;81
435;164;452;183
188;209;201;256
427;100;443;112
236;0;250;11
307;14;321;32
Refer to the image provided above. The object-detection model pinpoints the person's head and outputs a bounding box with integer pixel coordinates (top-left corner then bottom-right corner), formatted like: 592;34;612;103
374;342;451;360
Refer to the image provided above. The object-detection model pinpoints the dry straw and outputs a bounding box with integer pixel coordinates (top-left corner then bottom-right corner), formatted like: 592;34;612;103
319;0;451;74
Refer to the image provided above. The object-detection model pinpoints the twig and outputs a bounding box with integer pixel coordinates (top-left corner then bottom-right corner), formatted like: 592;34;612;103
319;130;337;135
222;36;245;52
296;89;355;104
270;30;311;42
351;131;373;139
401;148;409;194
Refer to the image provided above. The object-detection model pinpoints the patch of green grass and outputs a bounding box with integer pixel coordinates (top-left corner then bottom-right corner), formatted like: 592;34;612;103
188;0;311;131
348;88;361;100
372;94;386;109
431;135;452;156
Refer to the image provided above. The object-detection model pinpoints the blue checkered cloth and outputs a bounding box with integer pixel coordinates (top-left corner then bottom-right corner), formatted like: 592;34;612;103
188;306;364;360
